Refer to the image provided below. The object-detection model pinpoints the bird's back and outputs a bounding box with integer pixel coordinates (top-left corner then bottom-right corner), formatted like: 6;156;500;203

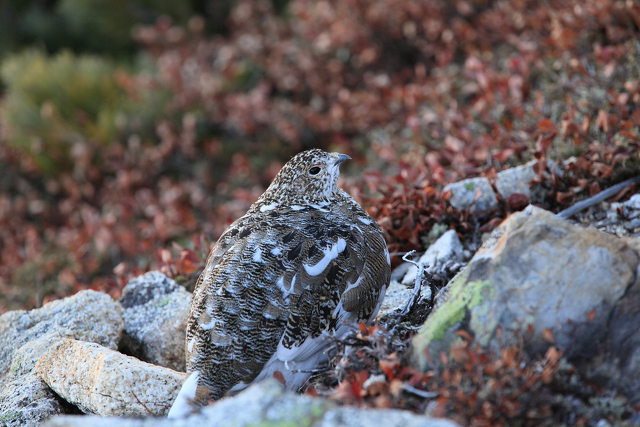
185;191;390;400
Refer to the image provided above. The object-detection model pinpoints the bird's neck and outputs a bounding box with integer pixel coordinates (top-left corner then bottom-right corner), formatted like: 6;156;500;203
252;189;351;212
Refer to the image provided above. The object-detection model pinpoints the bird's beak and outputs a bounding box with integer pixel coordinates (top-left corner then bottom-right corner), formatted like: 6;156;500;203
334;153;351;166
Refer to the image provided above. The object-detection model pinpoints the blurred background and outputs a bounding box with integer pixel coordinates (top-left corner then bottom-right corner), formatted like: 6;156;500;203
0;0;639;312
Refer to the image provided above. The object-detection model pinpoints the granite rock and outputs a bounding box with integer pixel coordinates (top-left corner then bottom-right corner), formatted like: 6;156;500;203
119;272;191;371
36;339;186;417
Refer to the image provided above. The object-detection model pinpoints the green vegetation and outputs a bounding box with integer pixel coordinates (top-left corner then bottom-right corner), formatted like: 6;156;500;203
0;0;638;327
1;50;169;174
0;0;196;57
0;1;638;424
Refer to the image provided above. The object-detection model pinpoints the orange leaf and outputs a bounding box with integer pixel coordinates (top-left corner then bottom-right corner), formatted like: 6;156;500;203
545;346;561;365
538;118;557;133
454;330;474;342
595;109;610;132
389;379;404;397
450;345;470;364
273;371;286;385
618;131;639;141
160;248;172;263
542;328;555;344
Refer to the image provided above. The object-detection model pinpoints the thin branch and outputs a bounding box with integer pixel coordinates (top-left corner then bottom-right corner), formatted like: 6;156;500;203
400;250;424;316
402;384;439;399
557;175;640;219
131;390;156;415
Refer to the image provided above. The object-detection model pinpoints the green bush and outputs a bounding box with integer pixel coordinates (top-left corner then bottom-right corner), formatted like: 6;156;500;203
1;50;169;174
58;0;193;54
0;0;195;58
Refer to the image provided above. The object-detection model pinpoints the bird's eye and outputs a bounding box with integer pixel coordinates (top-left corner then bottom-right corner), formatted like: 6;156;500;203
308;166;321;175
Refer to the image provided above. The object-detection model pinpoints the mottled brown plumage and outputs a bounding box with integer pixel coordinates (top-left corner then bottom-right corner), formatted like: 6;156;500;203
182;149;390;403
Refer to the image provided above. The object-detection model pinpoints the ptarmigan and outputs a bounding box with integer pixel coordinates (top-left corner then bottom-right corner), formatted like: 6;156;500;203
170;149;390;414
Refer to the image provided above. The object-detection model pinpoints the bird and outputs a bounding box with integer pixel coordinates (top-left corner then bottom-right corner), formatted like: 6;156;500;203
169;149;390;414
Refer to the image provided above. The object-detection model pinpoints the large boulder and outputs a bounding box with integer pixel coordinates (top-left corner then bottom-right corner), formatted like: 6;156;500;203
0;291;123;426
36;339;186;417
410;206;640;402
0;290;123;376
0;333;76;427
44;379;459;427
119;272;191;371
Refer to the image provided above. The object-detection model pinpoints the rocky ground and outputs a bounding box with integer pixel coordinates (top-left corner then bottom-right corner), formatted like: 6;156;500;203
1;161;639;426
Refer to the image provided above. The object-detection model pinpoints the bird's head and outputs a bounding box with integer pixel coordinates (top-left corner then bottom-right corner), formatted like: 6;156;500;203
261;149;351;205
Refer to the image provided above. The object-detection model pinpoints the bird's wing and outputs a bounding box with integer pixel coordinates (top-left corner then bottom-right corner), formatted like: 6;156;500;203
186;212;253;345
273;208;390;365
186;207;389;397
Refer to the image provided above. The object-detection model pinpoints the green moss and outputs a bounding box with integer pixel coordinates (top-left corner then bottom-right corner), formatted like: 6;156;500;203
155;297;171;307
9;356;22;373
309;403;326;419
254;422;307;427
0;411;21;423
251;400;326;427
8;245;74;310
424;280;494;342
411;267;495;368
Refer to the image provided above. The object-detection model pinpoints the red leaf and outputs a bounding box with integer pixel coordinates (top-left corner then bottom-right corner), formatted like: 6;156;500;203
273;371;286;385
618;131;639;141
507;193;529;210
537;118;557;133
595;110;610;132
454;330;474;342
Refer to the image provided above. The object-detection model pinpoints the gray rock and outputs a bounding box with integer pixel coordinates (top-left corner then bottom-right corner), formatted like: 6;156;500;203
0;291;123;426
570;192;640;239
44;379;459;427
443;177;498;213
377;231;464;319
495;161;538;200
605;193;640;236
0;371;66;427
0;290;122;378
0;333;76;427
410;206;640;402
495;159;561;201
390;262;412;282
319;406;458;427
36;339;186;417
401;230;464;286
376;279;413;319
585;236;640;402
618;193;640;211
119;272;191;371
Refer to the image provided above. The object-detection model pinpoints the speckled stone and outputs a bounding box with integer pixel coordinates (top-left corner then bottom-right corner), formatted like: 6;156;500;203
44;379;459;427
411;206;640;403
36;339;186;417
0;290;123;377
444;177;498;213
0;332;76;427
119;272;191;371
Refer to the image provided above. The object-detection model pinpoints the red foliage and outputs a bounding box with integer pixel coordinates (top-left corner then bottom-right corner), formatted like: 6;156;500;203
1;0;640;310
315;323;630;426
